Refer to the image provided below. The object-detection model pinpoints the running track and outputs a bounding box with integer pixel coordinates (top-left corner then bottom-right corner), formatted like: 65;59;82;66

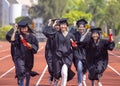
0;41;120;86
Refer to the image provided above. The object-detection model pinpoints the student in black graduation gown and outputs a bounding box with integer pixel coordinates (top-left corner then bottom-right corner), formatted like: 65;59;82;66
43;18;75;86
71;19;90;86
78;28;115;86
43;18;60;84
6;19;39;86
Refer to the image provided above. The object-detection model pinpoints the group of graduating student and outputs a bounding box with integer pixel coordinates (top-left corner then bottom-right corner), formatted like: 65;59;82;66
5;17;115;86
43;18;115;86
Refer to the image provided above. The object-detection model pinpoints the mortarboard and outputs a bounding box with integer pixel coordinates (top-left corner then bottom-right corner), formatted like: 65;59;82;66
90;27;101;33
76;19;88;27
18;19;33;33
90;27;102;36
59;18;68;26
52;18;60;26
52;18;59;23
18;20;28;27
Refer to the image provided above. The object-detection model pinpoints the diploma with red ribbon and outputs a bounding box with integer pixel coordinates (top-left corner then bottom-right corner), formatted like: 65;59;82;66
108;29;113;42
70;39;77;47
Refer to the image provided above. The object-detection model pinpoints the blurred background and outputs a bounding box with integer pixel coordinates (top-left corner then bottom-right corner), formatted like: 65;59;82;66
0;0;120;48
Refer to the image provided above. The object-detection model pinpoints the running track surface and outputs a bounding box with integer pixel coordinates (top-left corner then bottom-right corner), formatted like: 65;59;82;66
0;41;120;86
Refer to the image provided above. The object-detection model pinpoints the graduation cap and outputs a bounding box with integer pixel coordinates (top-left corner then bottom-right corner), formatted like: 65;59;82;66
76;19;88;27
52;18;59;23
18;20;28;27
18;19;33;33
90;27;102;35
59;18;68;26
52;18;60;26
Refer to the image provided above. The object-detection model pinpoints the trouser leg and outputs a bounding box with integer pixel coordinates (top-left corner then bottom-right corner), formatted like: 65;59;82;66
61;64;68;86
92;80;95;86
77;61;83;86
25;72;31;86
17;77;24;86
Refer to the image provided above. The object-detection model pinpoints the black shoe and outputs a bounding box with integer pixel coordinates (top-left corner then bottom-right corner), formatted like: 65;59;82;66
49;76;53;84
30;71;39;77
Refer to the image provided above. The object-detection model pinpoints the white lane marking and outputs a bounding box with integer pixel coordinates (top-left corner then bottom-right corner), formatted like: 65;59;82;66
38;46;44;52
109;52;120;58
35;65;48;86
108;52;120;76
0;66;15;78
0;55;11;61
0;49;9;53
108;65;120;76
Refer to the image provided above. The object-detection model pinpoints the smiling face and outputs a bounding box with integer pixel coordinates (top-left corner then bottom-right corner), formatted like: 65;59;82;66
20;26;29;34
78;24;85;33
92;32;100;40
60;23;67;32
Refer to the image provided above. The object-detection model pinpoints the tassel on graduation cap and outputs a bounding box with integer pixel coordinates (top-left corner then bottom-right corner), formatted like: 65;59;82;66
85;24;91;29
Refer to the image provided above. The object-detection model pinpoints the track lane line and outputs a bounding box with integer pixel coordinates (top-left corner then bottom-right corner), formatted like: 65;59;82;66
0;55;11;61
108;52;120;76
35;65;48;86
0;48;10;53
109;52;120;58
37;46;44;52
0;66;15;78
108;65;120;76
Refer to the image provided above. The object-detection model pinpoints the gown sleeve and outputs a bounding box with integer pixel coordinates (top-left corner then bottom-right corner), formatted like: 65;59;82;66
31;35;39;54
42;25;57;38
104;40;115;51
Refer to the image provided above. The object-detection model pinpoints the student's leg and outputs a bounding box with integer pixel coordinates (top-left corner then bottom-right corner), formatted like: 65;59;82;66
61;64;68;86
97;79;102;86
18;76;24;86
25;72;31;86
91;80;95;86
82;74;87;86
15;58;25;86
77;61;83;86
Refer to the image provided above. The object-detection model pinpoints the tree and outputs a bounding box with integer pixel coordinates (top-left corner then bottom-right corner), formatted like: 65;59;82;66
104;0;120;35
62;0;92;25
28;0;68;23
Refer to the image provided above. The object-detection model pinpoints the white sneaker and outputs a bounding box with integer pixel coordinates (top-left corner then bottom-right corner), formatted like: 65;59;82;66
49;76;53;84
83;75;86;81
98;82;102;86
83;75;87;86
54;79;59;86
78;83;82;86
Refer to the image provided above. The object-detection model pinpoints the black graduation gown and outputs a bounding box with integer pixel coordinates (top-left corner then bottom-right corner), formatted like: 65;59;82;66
43;25;56;76
83;39;115;80
72;31;91;74
43;26;75;81
6;28;39;78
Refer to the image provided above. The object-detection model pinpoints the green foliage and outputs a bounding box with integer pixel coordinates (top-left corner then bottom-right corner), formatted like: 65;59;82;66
62;10;92;25
15;16;32;24
104;0;120;34
0;25;12;40
28;0;120;36
29;0;68;23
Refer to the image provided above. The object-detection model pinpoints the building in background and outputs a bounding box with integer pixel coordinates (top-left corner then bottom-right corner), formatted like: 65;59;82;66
0;0;38;26
33;17;45;41
0;0;44;41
